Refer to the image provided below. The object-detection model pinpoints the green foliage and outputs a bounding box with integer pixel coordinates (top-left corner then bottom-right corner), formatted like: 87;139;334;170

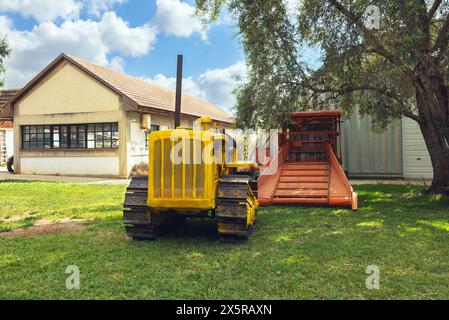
1;181;449;299
199;0;303;128
196;0;449;130
0;37;11;87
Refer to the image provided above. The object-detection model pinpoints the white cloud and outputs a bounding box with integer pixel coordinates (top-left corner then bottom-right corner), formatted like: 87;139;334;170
0;0;218;89
109;56;126;72
0;12;157;87
152;0;207;40
198;61;247;109
0;15;12;32
0;0;81;22
148;61;247;111
0;0;209;40
0;0;130;22
150;74;206;100
85;0;127;17
99;12;156;57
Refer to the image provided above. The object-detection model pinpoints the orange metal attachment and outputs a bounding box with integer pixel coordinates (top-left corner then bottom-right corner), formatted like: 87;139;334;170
258;110;358;210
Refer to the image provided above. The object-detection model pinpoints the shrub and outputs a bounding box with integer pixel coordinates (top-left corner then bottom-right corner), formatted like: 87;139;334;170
129;162;148;177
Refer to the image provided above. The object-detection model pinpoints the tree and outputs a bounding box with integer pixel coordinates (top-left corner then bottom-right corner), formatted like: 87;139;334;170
0;37;10;87
196;0;449;194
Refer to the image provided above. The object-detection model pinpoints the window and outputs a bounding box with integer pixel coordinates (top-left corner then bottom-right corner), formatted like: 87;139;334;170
21;123;119;150
145;124;160;149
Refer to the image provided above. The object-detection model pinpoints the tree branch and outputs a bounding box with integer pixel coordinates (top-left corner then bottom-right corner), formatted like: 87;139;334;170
432;14;449;56
401;0;432;52
403;111;421;122
302;80;420;122
327;0;401;66
428;0;443;20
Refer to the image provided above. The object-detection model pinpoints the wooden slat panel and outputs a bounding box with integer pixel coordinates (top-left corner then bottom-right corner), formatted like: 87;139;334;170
285;161;328;165
282;170;328;176
284;164;329;170
279;176;328;182
274;189;327;197
277;182;328;189
272;198;328;204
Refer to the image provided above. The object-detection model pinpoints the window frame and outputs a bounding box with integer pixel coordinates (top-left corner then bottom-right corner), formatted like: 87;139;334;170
145;124;160;149
21;122;119;150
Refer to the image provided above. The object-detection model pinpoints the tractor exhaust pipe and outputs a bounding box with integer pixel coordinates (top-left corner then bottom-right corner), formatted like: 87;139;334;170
174;54;183;129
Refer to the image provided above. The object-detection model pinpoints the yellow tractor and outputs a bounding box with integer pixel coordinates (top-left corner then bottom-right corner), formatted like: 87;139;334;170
123;116;258;241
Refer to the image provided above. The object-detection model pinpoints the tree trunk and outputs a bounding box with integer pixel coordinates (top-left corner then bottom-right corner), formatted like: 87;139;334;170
418;120;449;194
413;61;449;194
413;59;449;195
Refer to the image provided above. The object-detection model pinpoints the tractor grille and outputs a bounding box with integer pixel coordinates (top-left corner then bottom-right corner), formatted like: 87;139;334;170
151;137;206;199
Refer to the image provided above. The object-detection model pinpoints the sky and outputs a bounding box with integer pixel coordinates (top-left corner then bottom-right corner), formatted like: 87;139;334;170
0;0;248;113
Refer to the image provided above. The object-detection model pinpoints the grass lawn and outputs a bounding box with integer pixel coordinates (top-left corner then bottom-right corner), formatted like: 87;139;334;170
1;180;449;299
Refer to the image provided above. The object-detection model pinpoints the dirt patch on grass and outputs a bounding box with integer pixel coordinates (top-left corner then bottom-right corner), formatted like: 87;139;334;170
0;215;35;222
0;219;90;238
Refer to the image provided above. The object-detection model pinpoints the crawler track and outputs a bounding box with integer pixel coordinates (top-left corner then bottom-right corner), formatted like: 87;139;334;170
122;176;155;240
216;175;257;242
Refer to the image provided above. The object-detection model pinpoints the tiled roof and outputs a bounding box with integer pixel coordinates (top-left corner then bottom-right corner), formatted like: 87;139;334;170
0;120;13;128
0;89;20;106
0;89;20;119
69;56;233;124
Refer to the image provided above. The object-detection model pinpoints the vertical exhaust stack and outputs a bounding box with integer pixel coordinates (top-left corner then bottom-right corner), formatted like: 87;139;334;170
174;54;183;129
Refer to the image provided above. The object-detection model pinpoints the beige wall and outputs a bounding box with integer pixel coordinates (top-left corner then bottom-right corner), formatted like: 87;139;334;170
150;114;194;129
126;111;147;175
17;62;120;116
20;156;120;176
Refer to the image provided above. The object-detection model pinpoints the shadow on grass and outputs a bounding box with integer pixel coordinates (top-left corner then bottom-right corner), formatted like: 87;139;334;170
159;218;221;242
355;185;449;214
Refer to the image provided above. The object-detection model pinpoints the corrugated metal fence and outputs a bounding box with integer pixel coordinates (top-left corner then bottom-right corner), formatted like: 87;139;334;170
341;114;403;177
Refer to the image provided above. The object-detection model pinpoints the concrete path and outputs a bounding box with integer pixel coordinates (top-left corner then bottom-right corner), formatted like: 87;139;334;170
0;168;130;185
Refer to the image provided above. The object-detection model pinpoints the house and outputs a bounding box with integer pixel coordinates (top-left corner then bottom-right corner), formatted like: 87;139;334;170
0;89;20;165
8;53;233;178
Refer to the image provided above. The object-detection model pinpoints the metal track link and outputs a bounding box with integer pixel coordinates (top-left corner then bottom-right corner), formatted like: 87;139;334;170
217;217;250;242
123;176;156;240
216;175;257;242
